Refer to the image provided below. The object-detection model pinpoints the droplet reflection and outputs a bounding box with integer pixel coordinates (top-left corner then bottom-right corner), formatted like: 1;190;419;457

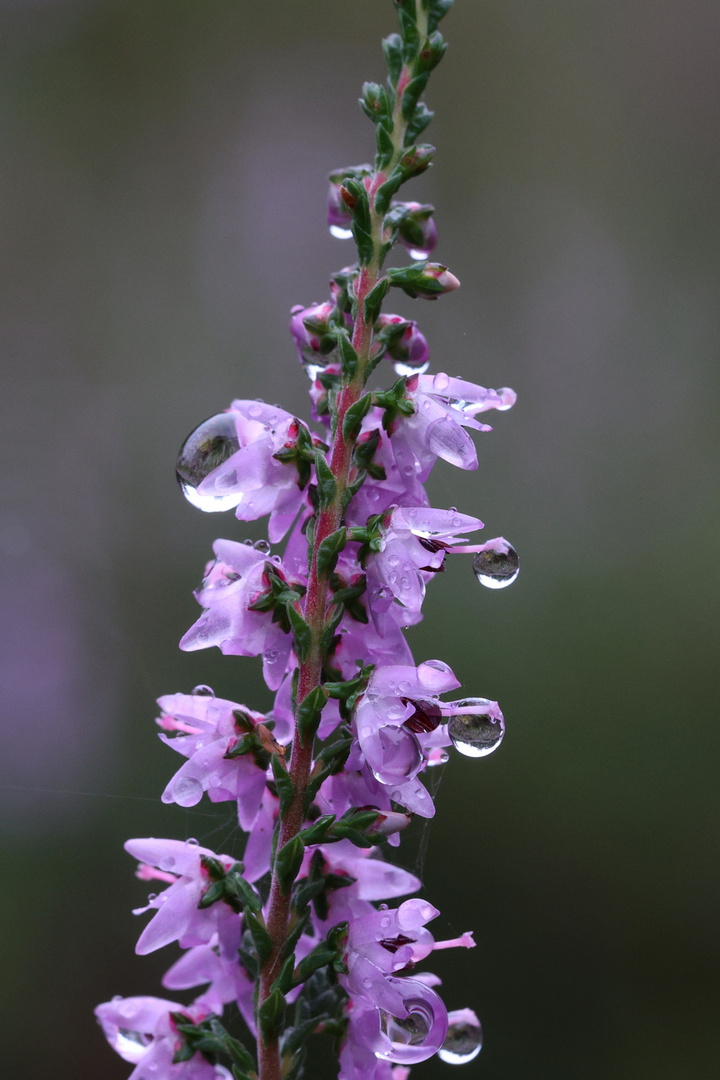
176;413;240;512
472;538;519;589
446;698;505;758
438;1013;483;1064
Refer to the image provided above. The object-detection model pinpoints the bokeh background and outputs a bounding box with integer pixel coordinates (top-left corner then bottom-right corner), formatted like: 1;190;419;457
2;0;719;1077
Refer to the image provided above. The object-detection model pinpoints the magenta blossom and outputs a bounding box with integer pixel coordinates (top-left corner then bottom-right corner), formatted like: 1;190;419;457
179;541;302;690
125;838;238;955
95;996;228;1080
364;505;484;614
391;372;516;480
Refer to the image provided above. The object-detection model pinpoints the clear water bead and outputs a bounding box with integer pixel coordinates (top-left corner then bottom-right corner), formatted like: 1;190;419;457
176;412;240;512
329;224;353;239
173;775;203;807
191;684;215;697
447;698;505;758
438;1017;483;1064
394;360;430;377
472;539;519;589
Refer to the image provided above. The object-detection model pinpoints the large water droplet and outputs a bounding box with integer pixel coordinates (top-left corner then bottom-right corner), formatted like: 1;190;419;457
447;699;505;758
173;775;203;807
380;1009;430;1051
472;539;519;589
176;413;241;512
371;726;423;783
375;980;447;1065
438;1016;483;1064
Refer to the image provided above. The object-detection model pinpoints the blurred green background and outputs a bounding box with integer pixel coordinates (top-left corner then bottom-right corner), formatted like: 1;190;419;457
2;1;719;1077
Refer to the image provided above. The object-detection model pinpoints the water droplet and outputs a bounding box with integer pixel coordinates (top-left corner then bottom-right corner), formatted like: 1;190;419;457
146;892;157;903
330;224;354;240
432;371;450;392
409;247;430;261
380;915;391;927
363;978;373;989
438;1017;483;1065
394;360;430;377
254;539;271;554
370;727;423;783
447;699;505;758
176;413;241;512
147;1063;159;1074
159;855;176;872
191;684;215;697
379;902;389;911
472;540;519;589
186;837;199;846
173;775;203;807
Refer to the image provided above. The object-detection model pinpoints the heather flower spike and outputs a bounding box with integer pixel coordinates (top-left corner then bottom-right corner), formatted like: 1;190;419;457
97;3;519;1079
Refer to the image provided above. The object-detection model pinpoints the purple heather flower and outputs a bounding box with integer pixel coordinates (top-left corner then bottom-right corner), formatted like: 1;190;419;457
95;996;227;1080
162;924;252;1025
391;372;516;480
179;540;301;690
346;661;460;818
156;693;273;825
241;786;279;882
375;313;430;373
125;838;238;955
364;505;484;615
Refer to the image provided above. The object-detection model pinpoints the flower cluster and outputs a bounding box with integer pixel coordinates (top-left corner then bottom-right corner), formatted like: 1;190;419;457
97;3;516;1079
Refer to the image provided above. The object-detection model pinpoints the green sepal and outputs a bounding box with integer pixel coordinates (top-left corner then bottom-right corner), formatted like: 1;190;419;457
375;122;395;171
272;953;296;996
331;808;382;848
335;329;359;381
276;835;305;896
245;909;273;967
296;684;329;747
258;987;287;1047
316;526;347;577
342;394;372;443
292;931;344;987
401;71;431;119
271;754;294;817
382;32;404;84
298;813;336;847
313;449;335;508
200;856;226;882
359;81;391;125
224;865;263;914
374;145;435;214
363;278;390;325
373;376;415;431
414;30;448;75
282;1015;328;1056
427;0;455;34
305;736;353;804
286;604;312;662
197;880;225;910
281;907;311;958
324;665;373;719
406;101;434;143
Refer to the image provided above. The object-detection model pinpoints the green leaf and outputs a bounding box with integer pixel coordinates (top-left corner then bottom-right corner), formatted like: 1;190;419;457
316;526;347;577
276;835;305;896
271;754;294;817
336;332;359;382
296;684;328;748
231;1069;256;1080
197;880;225;909
382;32;404;84
224;865;263;914
286;604;312;662
258;987;287;1047
245;909;273;967
342;394;373;443
298;813;336;846
272;953;296;996
363;278;390;324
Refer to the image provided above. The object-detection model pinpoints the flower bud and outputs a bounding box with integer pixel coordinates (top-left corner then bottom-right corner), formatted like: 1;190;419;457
387;262;460;300
289;300;337;366
327;164;372;236
375;313;430;370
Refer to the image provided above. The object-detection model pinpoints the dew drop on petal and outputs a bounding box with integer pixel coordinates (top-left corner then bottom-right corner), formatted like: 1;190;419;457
330;225;354;239
447;699;505;758
173;775;204;807
380;1010;430;1050
472;540;520;589
432;371;450;392
254;539;271;554
176;413;241;512
186;837;199;846
159;855;176;872
191;684;215;697
438;1017;483;1064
